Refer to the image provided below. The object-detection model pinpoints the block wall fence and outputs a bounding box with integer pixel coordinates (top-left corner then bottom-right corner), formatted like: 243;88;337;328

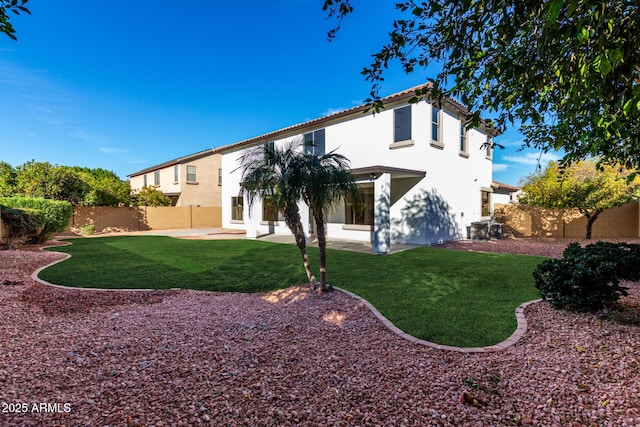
69;206;222;233
494;200;640;239
2;203;638;242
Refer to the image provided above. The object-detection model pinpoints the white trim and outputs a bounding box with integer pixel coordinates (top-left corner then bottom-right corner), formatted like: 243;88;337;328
389;140;415;149
342;224;372;231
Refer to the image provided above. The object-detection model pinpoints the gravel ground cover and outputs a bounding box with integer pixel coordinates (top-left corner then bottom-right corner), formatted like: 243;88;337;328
1;239;639;426
436;237;640;259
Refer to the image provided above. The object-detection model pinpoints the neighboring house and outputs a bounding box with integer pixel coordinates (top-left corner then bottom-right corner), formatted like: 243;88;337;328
218;84;497;253
129;149;222;207
492;181;521;206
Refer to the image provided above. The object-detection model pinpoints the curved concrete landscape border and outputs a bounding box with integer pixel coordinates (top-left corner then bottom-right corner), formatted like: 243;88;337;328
335;286;542;354
31;244;542;352
31;243;173;292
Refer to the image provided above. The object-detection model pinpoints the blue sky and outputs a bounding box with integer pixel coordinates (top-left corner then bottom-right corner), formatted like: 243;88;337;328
0;1;558;185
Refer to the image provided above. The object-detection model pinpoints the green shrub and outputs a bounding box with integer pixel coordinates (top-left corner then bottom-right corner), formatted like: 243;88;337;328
533;242;640;312
79;224;96;236
0;206;46;249
0;197;72;243
132;186;171;207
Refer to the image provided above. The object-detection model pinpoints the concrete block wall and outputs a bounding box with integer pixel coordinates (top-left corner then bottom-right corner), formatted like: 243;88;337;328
71;206;222;233
495;200;640;239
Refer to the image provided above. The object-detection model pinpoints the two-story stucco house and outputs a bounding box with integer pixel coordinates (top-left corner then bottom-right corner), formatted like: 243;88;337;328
129;149;222;207
219;84;497;253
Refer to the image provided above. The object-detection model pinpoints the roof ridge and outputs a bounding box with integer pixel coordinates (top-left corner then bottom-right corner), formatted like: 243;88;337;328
213;82;474;154
129;83;479;176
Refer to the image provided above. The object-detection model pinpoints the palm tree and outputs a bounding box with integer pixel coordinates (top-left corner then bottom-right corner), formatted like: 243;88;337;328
236;140;318;287
300;150;359;292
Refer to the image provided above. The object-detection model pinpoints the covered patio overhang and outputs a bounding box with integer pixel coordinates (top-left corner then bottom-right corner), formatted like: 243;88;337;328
350;165;426;181
350;165;427;254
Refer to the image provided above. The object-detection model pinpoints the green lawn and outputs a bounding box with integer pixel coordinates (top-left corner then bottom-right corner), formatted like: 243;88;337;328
41;236;545;347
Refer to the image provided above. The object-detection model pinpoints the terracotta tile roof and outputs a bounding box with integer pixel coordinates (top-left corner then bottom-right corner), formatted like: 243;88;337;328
129;83;494;176
128;148;217;177
211;82;485;155
491;180;521;191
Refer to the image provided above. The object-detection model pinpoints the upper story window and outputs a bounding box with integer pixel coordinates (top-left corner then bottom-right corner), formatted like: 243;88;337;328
431;106;441;144
154;171;160;186
460;120;467;153
186;165;197;183
264;142;275;165
394;106;412;142
143;174;147;187
304;129;326;155
485;135;493;159
218;168;222;186
174;165;179;183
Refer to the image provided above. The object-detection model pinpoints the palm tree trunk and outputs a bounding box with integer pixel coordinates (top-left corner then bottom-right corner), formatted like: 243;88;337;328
283;204;318;287
313;209;332;292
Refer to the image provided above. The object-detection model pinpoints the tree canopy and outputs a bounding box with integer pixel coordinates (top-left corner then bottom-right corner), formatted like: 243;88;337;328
518;160;640;239
132;186;171;207
323;0;640;169
0;0;30;41
0;161;17;196
1;160;131;206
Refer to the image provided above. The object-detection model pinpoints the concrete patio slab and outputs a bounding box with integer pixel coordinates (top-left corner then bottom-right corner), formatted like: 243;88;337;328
255;233;422;254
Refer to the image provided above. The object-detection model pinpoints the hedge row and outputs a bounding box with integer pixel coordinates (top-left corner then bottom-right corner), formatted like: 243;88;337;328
0;207;46;248
0;197;72;244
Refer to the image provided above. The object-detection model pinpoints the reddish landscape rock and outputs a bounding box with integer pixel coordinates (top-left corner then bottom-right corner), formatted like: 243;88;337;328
0;240;638;426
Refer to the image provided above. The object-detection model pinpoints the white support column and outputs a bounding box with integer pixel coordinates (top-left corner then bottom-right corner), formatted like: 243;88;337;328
244;194;257;239
374;173;391;254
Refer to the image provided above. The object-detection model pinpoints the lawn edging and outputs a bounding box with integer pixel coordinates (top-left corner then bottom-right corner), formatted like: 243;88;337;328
31;242;542;352
31;242;175;292
334;286;543;353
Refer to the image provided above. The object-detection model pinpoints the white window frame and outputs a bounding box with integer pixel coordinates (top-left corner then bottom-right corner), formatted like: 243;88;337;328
186;165;197;183
231;196;243;221
430;105;443;149
344;184;374;226
460;120;467;152
393;106;412;143
485;135;493;159
304;129;326;155
481;189;492;217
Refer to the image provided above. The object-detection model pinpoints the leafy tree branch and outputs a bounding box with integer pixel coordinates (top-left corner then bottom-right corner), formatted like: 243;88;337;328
324;0;640;169
0;0;30;41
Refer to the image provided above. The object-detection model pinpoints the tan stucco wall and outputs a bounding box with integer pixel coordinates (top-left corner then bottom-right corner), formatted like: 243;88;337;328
71;206;221;232
495;201;640;239
129;153;222;207
178;154;222;207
